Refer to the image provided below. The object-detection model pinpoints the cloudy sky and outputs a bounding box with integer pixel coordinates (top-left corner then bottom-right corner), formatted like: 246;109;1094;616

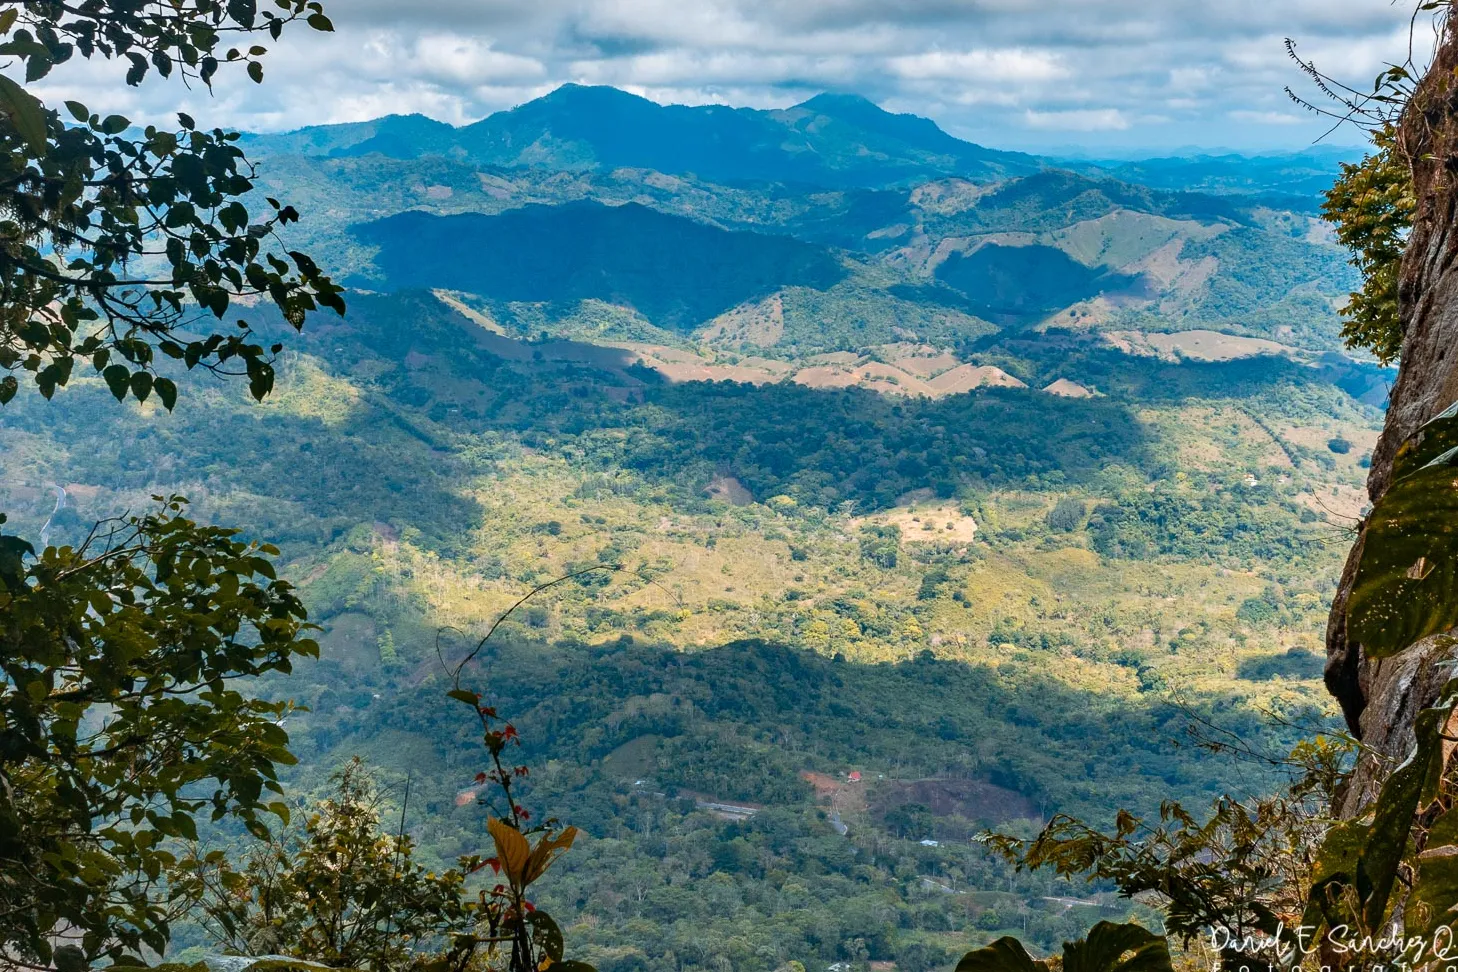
36;0;1443;153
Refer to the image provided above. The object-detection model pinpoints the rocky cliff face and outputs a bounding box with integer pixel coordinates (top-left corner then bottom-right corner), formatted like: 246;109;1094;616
1326;18;1458;817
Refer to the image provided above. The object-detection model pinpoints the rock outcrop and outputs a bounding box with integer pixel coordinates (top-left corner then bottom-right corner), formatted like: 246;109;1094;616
1326;17;1458;817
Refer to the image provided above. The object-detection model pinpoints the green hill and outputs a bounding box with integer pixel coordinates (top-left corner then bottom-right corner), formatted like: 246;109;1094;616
231;88;1357;357
353;202;848;331
934;244;1143;322
248;84;1044;186
0;279;1382;968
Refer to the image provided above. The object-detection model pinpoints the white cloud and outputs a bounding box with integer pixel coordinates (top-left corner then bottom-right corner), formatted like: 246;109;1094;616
1229;109;1306;126
888;49;1067;84
19;0;1439;150
569;50;859;87
1023;108;1131;131
1167;67;1212;92
409;36;546;87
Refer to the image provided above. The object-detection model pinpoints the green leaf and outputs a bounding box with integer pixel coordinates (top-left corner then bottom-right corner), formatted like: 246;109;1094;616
1304;699;1451;937
0;533;34;590
446;689;481;706
0;9;17;34
24;51;51;82
0;74;49;152
957;937;1047;972
129;371;153;403
1390;402;1458;482
171;813;198;842
1302;815;1369;934
99;114;129;135
247;60;263;84
102;365;130;402
306;12;334;31
246;360;274;401
155;377;178;412
526;912;564;962
228;0;258;28
1406;802;1458;940
1347;446;1458;658
63;100;87;123
1063;922;1172;972
1358;702;1449;926
125;52;147;85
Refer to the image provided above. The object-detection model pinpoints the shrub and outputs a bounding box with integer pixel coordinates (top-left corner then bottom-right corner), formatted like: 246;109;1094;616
1046;497;1086;532
1235;597;1278;624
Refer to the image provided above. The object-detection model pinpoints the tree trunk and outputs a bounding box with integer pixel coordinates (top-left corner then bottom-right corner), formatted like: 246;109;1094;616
1326;17;1458;817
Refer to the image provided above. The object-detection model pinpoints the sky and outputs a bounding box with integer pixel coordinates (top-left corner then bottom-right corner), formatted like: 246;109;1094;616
32;0;1445;154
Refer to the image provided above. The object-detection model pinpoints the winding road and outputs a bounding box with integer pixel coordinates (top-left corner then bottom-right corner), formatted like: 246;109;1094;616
39;484;66;549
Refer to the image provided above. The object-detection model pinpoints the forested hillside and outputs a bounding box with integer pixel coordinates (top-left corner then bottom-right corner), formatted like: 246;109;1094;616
234;89;1356;369
0;296;1380;967
0;80;1388;972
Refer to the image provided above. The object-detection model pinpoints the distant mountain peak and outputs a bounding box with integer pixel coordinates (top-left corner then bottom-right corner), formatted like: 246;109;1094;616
536;83;654;107
796;92;884;113
248;84;1040;186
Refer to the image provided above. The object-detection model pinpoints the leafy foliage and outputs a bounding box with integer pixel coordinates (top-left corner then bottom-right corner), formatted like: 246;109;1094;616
443;671;588;972
1406;799;1458;942
179;714;589;972
983;737;1347;963
0;498;317;967
178;759;479;970
955;922;1173;972
1321;125;1414;364
0;0;343;408
1313;704;1449;930
1346;409;1458;658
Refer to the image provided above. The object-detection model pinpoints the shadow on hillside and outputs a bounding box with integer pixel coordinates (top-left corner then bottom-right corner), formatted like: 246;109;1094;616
350;202;848;333
1237;647;1325;681
283;290;1386;516
978;331;1392;407
0;340;486;560
289;635;1319;833
6;285;1378;570
286;291;1161;511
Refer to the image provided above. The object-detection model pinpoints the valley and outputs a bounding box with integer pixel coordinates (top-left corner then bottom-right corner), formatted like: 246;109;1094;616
0;84;1385;971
